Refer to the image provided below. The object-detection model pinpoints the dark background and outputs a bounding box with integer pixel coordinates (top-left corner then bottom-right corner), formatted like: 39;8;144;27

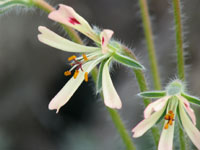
0;0;200;149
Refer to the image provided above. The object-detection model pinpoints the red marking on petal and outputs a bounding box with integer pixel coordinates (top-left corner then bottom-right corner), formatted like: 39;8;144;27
69;17;81;25
102;37;105;45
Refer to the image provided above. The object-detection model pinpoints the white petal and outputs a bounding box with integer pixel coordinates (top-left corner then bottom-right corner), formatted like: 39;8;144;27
38;26;100;53
158;99;178;150
100;29;114;53
49;59;100;113
132;104;167;137
179;101;200;149
178;95;196;125
48;4;99;42
144;96;169;119
102;58;122;109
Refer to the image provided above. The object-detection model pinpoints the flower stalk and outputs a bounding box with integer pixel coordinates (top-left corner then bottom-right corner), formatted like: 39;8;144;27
172;0;186;149
138;0;161;90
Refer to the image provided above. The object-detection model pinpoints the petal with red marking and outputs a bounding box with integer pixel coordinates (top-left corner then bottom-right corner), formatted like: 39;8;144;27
100;29;114;53
48;4;99;42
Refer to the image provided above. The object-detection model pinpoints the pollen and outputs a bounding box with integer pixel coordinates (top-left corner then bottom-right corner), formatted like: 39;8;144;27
164;123;169;129
83;54;88;61
68;55;77;61
73;69;79;79
164;110;175;129
64;71;71;76
84;72;88;82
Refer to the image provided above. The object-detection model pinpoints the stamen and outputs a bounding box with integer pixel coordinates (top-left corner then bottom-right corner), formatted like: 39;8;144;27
68;55;77;61
64;71;71;76
164;110;175;129
84;72;88;82
164;123;169;129
83;54;88;61
73;70;79;79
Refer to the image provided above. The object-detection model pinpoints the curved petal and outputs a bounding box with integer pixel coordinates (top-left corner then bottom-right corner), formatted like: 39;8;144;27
100;29;114;53
38;26;100;53
49;60;98;113
178;95;196;125
158;98;178;150
48;4;99;42
102;58;122;109
144;96;169;119
179;101;200;149
132;103;167;137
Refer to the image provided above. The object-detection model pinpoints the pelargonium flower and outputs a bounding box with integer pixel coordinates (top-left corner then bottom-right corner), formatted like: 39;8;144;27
38;4;144;113
132;79;200;150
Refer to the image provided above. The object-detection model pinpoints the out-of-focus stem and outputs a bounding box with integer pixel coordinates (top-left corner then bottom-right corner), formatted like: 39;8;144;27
138;0;161;90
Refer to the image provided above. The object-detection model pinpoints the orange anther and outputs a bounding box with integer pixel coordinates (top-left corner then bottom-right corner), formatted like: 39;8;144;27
73;70;79;79
169;114;174;120
84;72;88;82
169;110;174;114
83;54;88;61
164;115;170;120
169;120;173;125
164;123;169;129
68;55;77;61
64;71;71;76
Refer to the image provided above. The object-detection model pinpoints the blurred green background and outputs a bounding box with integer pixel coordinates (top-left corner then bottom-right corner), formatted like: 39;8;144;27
0;0;200;149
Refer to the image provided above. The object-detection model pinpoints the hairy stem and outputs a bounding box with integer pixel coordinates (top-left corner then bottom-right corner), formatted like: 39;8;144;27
172;0;185;80
122;46;160;146
172;0;186;149
91;69;136;150
138;0;161;90
33;0;136;149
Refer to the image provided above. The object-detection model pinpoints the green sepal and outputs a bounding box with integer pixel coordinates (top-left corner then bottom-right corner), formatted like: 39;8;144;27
138;90;166;98
181;92;200;106
112;52;145;70
96;59;107;93
0;0;33;13
176;101;183;128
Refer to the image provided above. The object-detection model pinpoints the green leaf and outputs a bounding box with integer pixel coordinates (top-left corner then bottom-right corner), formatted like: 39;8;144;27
112;52;145;70
96;59;107;93
138;90;166;98
181;92;200;106
0;0;32;13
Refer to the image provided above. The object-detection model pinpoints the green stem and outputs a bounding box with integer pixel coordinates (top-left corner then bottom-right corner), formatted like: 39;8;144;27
33;0;136;149
172;0;186;149
122;46;160;146
138;0;161;90
172;0;185;80
91;69;136;150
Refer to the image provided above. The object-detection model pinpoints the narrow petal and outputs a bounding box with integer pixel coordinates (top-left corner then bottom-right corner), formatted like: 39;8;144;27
178;95;196;125
144;96;169;119
100;29;114;53
158;98;178;150
38;26;100;53
102;58;122;109
132;104;167;137
48;4;99;42
179;101;200;149
49;60;99;113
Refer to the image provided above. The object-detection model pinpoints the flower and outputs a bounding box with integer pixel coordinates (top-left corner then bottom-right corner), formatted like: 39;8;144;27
132;80;200;150
38;4;144;113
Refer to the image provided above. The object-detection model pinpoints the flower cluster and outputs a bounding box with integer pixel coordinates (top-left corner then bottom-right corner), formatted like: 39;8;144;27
38;4;144;113
132;80;200;150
